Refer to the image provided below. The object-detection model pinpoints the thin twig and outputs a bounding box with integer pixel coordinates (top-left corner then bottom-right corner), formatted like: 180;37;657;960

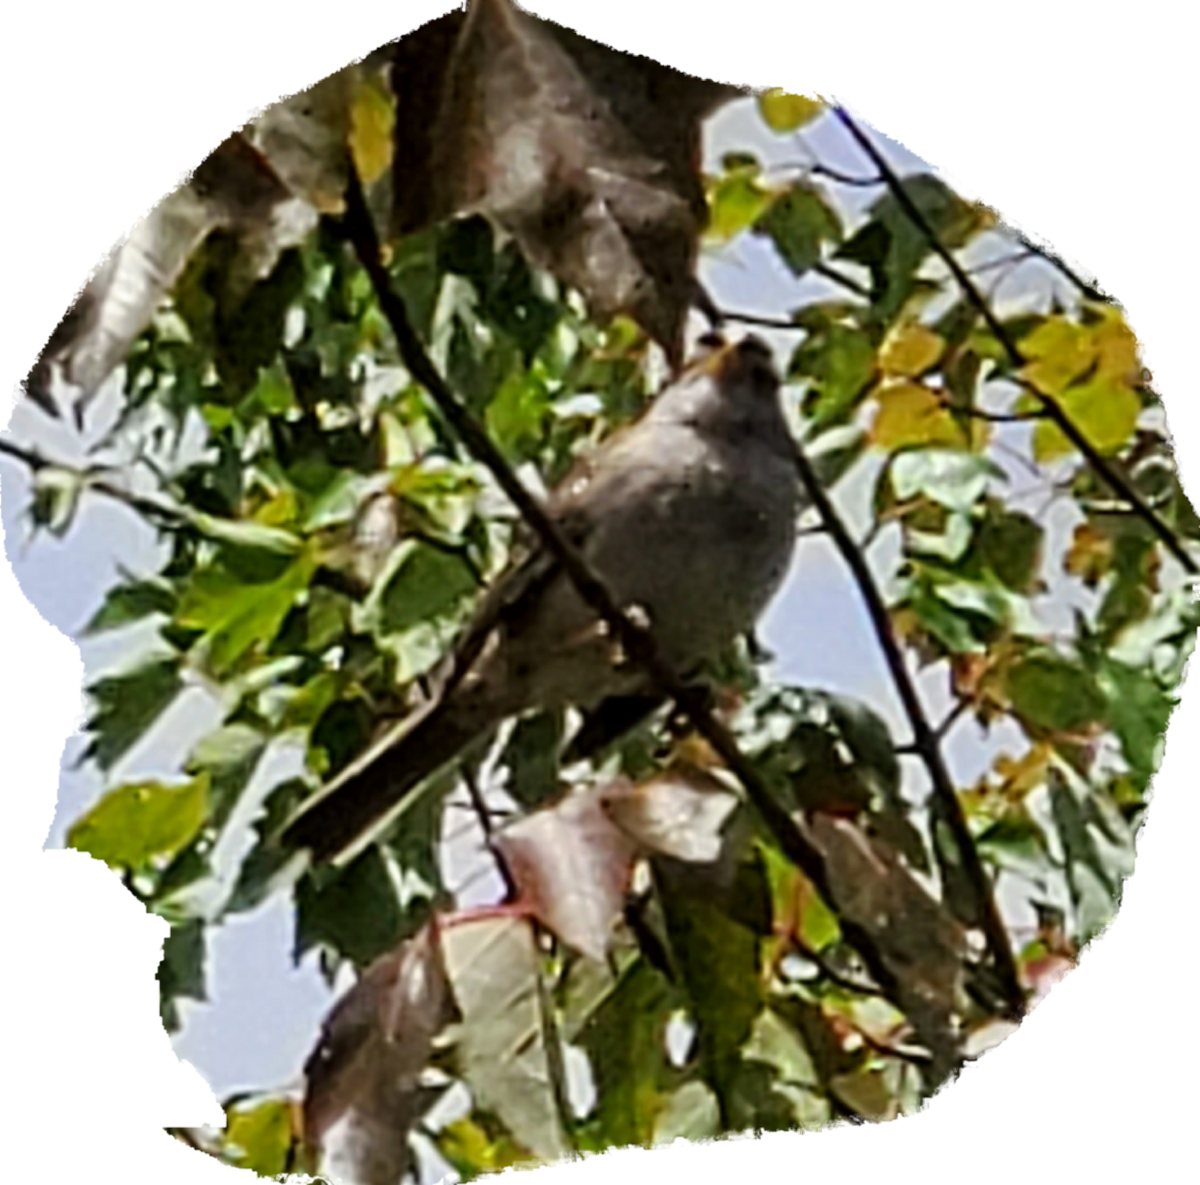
933;392;1047;424
338;162;915;1020
832;105;1197;576
0;438;190;531
814;260;871;299
1015;233;1108;302
461;763;518;902
718;307;808;331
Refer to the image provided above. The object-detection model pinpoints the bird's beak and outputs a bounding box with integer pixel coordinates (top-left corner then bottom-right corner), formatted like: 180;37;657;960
699;334;778;386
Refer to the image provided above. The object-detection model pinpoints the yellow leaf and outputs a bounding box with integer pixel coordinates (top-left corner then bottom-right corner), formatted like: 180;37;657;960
705;168;774;241
758;89;824;132
871;381;970;450
1064;522;1114;586
1019;318;1093;395
1090;306;1141;383
350;74;395;185
1032;376;1140;460
993;743;1053;801
879;324;944;377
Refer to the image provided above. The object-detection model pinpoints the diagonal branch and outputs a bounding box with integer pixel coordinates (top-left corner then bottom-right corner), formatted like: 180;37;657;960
338;163;923;1022
788;439;1025;1019
832;105;1197;576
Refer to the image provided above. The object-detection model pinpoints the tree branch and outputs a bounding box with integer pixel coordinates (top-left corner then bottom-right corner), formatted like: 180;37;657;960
788;438;1025;1019
338;163;919;1022
832;106;1197;576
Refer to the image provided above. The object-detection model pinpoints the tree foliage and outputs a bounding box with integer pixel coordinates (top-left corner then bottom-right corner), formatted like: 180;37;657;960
6;3;1197;1179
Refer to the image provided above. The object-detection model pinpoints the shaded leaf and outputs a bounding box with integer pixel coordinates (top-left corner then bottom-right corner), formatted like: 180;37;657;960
756;184;842;276
1005;651;1107;735
441;915;569;1162
83;578;176;634
158;918;206;1032
81;657;184;771
296;848;407;968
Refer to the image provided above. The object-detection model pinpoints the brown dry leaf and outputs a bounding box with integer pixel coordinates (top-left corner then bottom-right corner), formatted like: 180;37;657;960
600;764;738;863
391;0;741;362
798;813;967;1070
302;923;453;1185
496;787;639;962
26;62;364;421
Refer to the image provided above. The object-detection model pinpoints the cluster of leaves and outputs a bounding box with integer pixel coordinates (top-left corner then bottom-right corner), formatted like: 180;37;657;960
10;6;1195;1179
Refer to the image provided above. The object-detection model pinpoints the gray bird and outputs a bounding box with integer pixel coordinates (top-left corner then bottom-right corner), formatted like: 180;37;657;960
283;334;801;863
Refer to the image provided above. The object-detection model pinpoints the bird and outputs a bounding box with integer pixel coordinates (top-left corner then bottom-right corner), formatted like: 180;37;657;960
282;333;801;864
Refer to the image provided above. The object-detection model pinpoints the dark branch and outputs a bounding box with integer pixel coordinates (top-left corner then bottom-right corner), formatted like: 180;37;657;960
1015;233;1109;302
788;438;1025;1019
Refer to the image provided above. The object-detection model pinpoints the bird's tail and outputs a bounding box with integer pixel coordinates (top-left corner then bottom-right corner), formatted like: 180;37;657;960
281;690;496;865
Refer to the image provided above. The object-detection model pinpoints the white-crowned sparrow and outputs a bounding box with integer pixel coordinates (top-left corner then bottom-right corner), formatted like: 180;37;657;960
284;334;801;862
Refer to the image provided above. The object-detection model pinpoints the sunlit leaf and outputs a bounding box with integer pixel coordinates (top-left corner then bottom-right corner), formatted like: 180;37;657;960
68;773;208;870
224;1098;295;1177
1032;376;1140;460
890;448;999;512
871;381;968;450
350;71;396;185
757;89;824;132
879;323;944;377
706;164;774;242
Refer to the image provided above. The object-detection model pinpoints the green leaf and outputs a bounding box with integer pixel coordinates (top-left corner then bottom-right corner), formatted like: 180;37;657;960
246;359;297;417
837;173;989;325
890;449;1000;512
706;163;773;242
1032;376;1141;461
68;773;209;870
652;1081;721;1143
902;585;985;654
1094;658;1174;789
81;657;184;771
29;466;84;537
499;712;563;809
175;555;314;676
486;366;552;459
757;90;824;132
295;847;406;968
222;1098;294;1177
375;540;477;636
185;722;267;825
790;319;876;427
186;512;302;556
659;876;762;1102
83;578;177;634
977;506;1044;592
1006;651;1108;734
578;960;680;1147
158;918;206;1032
756;184;842;277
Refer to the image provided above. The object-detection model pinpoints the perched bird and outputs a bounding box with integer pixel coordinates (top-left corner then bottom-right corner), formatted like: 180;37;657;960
283;334;801;863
